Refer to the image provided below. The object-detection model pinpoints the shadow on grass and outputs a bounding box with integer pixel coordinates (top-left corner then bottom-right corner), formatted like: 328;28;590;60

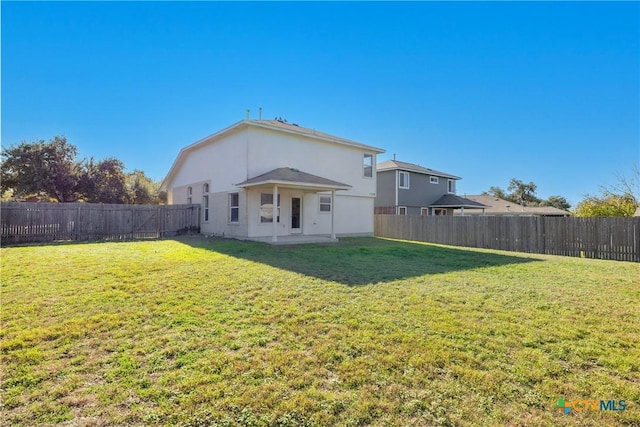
175;236;540;286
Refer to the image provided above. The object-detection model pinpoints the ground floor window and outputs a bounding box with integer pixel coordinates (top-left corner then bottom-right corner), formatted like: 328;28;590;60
434;208;447;216
398;206;407;215
319;194;332;212
203;195;209;221
421;207;428;216
260;193;280;223
229;193;239;223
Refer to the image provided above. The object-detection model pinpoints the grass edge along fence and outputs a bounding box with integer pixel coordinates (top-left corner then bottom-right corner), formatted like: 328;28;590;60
374;214;640;262
1;202;201;245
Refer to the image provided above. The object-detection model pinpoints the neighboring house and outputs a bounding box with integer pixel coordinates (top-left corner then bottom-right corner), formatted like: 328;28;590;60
161;119;384;242
634;206;640;217
374;159;486;215
454;195;571;217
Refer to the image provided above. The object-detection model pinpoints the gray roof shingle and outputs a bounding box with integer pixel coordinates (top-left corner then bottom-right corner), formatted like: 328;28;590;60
237;167;351;190
377;160;461;180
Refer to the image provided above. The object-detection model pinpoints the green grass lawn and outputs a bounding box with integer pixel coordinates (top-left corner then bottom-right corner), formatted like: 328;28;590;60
1;236;638;426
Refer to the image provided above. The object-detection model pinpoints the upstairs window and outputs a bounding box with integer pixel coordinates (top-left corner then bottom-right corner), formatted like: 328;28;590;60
187;186;192;204
229;193;239;223
319;195;332;213
448;179;455;193
430;176;439;184
363;154;373;177
399;172;410;189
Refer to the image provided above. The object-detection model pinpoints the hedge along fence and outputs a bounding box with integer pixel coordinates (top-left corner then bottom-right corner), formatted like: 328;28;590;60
374;214;640;262
1;202;201;245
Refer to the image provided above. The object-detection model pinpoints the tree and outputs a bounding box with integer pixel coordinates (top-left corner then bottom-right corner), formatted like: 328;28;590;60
486;186;508;200
574;194;636;217
127;170;161;205
1;136;82;201
80;158;132;204
507;179;541;206
542;195;571;211
574;164;639;217
485;178;570;211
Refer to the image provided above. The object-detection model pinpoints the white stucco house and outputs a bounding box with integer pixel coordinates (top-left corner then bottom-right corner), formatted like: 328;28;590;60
160;118;384;242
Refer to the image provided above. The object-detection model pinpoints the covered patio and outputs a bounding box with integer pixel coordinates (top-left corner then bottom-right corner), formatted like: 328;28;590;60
236;167;351;243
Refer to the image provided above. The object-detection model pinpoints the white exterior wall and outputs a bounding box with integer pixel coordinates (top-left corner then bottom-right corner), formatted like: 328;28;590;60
165;123;378;238
246;127;377;198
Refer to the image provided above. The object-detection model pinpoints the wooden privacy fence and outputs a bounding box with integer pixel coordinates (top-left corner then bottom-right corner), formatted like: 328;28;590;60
1;202;201;245
374;215;640;262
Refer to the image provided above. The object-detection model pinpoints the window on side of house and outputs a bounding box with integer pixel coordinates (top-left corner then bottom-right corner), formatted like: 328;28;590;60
260;193;280;223
363;153;373;177
187;186;192;204
203;195;209;222
203;183;209;193
448;179;455;193
430;176;439;184
398;206;407;215
434;208;447;216
421;207;429;216
399;171;410;189
229;193;239;223
319;195;332;213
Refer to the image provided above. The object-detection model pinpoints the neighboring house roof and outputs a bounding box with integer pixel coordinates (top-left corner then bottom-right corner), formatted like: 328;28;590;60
460;195;571;216
161;119;384;190
430;194;488;209
376;159;461;180
236;167;351;191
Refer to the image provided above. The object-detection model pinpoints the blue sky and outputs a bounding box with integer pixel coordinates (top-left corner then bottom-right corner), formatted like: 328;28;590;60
2;1;638;206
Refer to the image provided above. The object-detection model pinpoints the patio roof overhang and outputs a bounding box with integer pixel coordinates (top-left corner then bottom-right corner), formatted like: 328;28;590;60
429;194;488;210
236;167;351;192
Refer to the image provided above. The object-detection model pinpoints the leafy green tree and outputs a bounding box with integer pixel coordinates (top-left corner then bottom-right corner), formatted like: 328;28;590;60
80;158;132;204
1;136;82;201
127;170;161;204
486;186;508;200
507;179;541;206
543;195;571;211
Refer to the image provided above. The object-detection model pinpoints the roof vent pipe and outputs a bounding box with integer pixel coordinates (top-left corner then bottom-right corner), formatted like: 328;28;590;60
246;109;250;120
259;107;262;120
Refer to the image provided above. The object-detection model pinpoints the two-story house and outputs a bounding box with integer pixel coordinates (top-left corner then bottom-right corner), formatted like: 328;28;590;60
374;159;486;215
161;119;384;242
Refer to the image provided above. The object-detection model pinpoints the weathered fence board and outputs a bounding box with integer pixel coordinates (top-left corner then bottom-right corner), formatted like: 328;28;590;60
374;215;640;262
1;202;200;245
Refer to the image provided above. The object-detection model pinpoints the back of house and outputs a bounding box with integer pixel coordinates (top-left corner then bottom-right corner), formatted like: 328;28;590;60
161;119;384;241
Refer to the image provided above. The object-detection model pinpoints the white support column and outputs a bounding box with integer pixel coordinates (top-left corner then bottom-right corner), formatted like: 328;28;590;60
272;185;278;242
330;190;336;239
461;207;465;216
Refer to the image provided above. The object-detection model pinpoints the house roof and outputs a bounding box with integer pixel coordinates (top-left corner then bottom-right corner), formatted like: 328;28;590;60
161;119;384;191
429;194;488;209
376;160;461;180
236;167;351;191
460;195;571;216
